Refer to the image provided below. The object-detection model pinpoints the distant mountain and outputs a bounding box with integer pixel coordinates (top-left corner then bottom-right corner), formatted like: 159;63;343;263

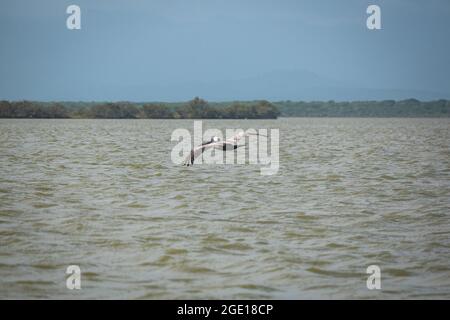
10;69;446;102
130;69;449;102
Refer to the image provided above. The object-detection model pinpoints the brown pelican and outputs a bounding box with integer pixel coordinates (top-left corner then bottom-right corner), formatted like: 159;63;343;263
183;132;264;166
201;136;220;146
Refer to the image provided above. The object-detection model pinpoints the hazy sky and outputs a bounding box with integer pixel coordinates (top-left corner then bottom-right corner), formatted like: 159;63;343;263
0;0;449;101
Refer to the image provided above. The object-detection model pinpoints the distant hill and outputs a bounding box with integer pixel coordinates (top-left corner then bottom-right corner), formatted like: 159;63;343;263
107;69;448;102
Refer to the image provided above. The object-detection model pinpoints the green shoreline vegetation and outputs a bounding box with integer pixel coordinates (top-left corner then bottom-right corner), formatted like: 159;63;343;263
1;97;450;119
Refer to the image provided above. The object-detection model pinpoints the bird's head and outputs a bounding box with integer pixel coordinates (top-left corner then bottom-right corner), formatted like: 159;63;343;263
212;136;220;142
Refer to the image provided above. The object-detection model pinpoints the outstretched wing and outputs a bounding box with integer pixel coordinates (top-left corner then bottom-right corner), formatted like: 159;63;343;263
225;131;245;144
225;131;265;144
183;142;223;166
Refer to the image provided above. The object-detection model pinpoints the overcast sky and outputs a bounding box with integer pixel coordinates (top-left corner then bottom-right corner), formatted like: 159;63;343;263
1;0;449;101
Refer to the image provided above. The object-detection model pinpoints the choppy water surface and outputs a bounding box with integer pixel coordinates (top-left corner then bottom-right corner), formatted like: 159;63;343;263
1;118;450;299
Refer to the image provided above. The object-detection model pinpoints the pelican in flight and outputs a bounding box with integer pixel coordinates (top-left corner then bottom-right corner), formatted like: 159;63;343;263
183;131;264;166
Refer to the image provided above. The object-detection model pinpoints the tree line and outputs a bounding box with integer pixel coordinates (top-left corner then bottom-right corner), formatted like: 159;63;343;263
276;99;450;117
1;98;450;118
0;98;280;119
